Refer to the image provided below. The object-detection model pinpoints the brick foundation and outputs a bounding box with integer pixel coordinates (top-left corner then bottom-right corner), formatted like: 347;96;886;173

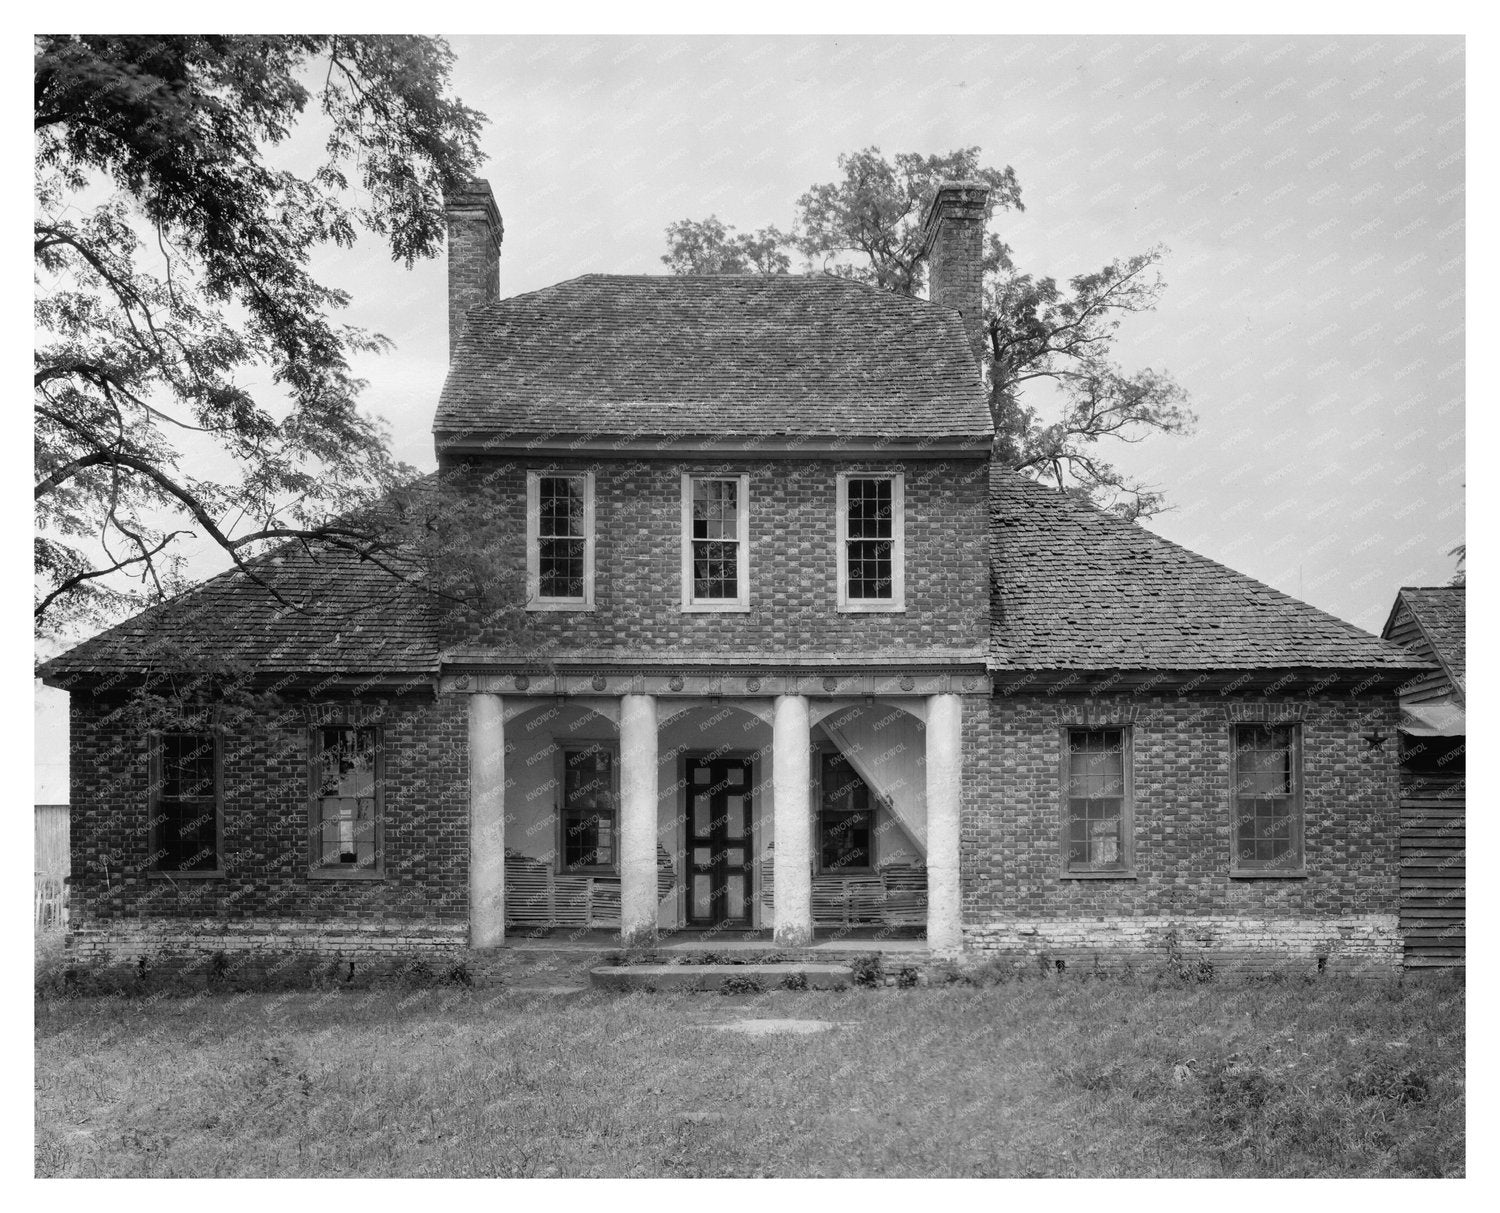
962;913;1401;976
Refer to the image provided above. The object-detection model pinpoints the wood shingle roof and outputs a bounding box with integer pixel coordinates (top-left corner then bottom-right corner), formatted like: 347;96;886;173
37;540;441;684
1386;585;1466;696
988;469;1432;673
434;274;993;441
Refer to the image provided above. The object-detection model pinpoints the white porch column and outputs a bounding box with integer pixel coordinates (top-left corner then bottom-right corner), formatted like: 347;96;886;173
468;692;506;948
773;693;813;947
925;692;964;954
619;693;659;947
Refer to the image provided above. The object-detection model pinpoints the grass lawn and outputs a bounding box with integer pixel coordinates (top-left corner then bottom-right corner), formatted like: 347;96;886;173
34;974;1463;1178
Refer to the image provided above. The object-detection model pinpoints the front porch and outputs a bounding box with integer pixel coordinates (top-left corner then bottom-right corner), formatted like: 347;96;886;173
464;678;968;953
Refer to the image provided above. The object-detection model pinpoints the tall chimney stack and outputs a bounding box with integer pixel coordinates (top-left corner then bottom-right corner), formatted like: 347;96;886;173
445;179;503;361
919;181;990;365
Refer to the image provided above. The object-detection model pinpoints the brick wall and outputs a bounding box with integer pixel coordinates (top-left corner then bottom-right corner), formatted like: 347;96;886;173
442;454;991;657
68;691;469;940
963;691;1403;971
923;185;988;362
446;186;501;360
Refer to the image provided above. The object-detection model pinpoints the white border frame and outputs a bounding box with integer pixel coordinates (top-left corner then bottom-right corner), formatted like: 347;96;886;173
836;471;905;612
526;469;596;611
680;472;751;612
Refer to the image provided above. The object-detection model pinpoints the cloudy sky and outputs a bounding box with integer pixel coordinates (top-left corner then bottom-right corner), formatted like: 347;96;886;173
33;32;1466;796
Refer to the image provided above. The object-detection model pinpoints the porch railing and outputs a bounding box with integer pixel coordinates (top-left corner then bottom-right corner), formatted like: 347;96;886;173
504;849;675;929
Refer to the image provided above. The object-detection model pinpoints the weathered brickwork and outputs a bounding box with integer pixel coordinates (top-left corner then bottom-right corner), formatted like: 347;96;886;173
68;691;470;937
440;454;991;658
964;691;1403;969
446;182;501;361
923;185;988;361
67;919;467;966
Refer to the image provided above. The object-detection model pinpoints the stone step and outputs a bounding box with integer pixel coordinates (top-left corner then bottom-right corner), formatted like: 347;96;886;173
590;962;853;992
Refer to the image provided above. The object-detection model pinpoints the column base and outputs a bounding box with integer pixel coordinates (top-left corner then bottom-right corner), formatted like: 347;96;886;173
620;923;659;949
774;923;813;948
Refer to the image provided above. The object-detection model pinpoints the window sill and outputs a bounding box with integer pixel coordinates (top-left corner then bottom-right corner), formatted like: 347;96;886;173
837;602;905;614
526;601;595;613
308;867;385;881
1230;869;1308;880
559;868;620;878
681;602;751;613
147;870;224;880
1060;870;1137;880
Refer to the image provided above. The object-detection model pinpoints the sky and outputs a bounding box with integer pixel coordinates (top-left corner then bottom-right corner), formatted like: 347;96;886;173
31;32;1466;798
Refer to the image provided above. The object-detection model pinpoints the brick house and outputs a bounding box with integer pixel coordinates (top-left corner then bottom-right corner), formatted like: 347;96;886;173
39;180;1433;974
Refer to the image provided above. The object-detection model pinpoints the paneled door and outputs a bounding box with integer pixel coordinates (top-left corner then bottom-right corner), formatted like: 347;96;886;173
684;755;755;927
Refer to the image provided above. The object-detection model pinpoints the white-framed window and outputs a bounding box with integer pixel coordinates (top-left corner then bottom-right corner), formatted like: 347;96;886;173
525;471;595;610
681;472;750;611
836;471;905;612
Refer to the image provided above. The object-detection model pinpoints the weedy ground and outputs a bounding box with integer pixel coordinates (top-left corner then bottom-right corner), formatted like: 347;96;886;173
34;940;1463;1178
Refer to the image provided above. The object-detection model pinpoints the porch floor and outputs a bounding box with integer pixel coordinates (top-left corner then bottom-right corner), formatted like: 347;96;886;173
496;927;930;955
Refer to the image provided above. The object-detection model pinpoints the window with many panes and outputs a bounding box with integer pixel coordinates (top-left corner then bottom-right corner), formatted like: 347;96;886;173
1231;723;1304;875
526;471;594;609
560;743;617;872
312;725;382;876
149;731;221;874
681;473;749;609
817;747;875;873
1063;727;1132;875
837;472;904;610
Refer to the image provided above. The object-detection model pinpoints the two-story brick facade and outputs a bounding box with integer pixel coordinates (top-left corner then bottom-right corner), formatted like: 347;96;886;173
40;179;1433;975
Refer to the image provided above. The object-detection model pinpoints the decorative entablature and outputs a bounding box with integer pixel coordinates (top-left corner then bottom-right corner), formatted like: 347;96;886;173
438;661;989;700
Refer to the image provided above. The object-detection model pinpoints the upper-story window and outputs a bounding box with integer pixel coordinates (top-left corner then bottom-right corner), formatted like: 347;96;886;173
681;473;750;611
836;472;905;612
526;471;595;610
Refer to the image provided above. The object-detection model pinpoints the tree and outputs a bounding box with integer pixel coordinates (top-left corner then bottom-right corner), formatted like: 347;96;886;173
34;35;487;635
1448;542;1465;586
662;147;1194;519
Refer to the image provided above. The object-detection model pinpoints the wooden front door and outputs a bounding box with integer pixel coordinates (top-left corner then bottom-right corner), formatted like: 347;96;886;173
684;755;755;928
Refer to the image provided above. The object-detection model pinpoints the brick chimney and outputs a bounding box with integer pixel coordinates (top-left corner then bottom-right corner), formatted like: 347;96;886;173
918;181;990;364
445;179;503;361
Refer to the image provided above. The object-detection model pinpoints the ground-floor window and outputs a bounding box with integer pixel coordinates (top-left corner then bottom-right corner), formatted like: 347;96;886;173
1231;723;1303;874
311;725;382;875
1063;727;1132;875
149;731;221;874
817;747;874;873
560;742;617;873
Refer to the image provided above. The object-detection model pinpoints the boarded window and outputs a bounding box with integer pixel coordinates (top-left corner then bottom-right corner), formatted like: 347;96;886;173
314;726;380;871
819;749;874;872
562;744;616;871
1232;724;1302;872
150;732;219;873
1065;728;1129;873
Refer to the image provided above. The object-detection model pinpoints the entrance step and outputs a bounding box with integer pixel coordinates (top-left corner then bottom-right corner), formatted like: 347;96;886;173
590;962;853;992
